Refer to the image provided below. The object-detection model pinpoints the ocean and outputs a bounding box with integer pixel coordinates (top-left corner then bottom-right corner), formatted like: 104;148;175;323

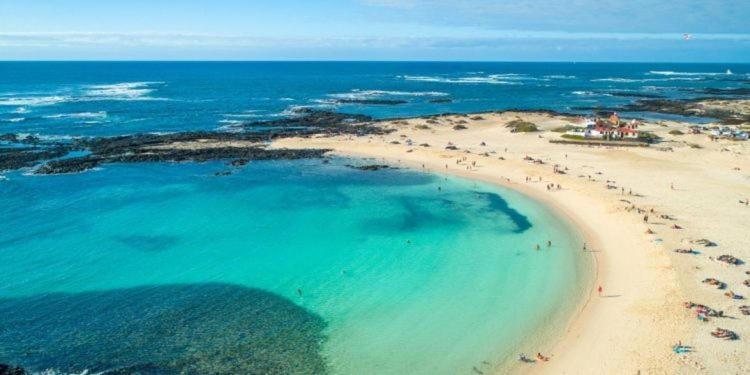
0;62;745;374
1;62;747;137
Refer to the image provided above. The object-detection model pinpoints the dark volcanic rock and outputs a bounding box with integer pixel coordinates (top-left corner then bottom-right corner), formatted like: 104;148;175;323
696;88;750;96
35;155;105;175
0;147;71;171
243;109;380;135
0;364;27;375
622;98;750;124
229;158;250;167
345;164;394;171
0;133;19;143
429;98;453;104
35;148;331;175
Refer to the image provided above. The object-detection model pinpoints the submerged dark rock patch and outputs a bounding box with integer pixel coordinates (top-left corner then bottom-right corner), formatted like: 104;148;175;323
474;192;532;233
345;164;395;171
0;283;328;375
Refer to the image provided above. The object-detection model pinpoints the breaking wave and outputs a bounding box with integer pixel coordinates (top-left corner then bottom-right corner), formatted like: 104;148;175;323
82;82;165;101
0;82;167;107
0;96;70;107
1;117;26;123
44;111;108;120
328;89;449;100
592;77;703;83
401;75;524;85
648;70;732;76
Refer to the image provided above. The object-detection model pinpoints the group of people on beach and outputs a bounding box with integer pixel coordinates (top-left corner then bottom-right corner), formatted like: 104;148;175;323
517;352;550;364
375;120;750;363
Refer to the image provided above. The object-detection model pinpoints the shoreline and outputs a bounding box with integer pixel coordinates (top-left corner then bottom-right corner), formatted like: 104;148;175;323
272;108;749;373
390;156;602;373
305;146;610;374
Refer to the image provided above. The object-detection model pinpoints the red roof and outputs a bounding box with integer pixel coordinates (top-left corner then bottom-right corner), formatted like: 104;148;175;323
593;126;639;134
618;127;639;134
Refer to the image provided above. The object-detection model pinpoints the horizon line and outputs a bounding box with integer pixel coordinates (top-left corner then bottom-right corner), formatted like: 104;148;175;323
1;59;749;64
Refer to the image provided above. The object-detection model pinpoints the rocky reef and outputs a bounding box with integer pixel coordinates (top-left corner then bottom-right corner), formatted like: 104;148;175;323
572;97;750;125
1;110;393;175
621;98;750;124
345;164;396;171
0;364;27;375
0;283;328;375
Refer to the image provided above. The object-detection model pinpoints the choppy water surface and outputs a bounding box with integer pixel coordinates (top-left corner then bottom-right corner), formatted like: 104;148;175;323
1;62;748;137
0;159;588;374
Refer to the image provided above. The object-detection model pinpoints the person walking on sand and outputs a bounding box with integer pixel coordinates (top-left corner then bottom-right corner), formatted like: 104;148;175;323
598;285;603;296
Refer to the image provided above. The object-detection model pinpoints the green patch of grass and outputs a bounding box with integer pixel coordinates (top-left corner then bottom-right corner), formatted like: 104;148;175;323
552;124;580;133
638;131;660;141
561;134;585;140
506;119;539;132
668;129;684;135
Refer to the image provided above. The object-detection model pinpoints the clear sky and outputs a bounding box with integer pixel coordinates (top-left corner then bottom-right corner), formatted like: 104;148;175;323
1;0;749;61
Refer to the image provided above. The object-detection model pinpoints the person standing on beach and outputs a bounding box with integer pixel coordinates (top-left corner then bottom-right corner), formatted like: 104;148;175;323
598;286;603;296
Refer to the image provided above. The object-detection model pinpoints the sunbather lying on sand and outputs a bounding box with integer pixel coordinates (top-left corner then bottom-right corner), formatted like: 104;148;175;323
711;328;738;340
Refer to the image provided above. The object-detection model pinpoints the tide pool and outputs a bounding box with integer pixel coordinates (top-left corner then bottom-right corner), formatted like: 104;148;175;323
0;159;589;374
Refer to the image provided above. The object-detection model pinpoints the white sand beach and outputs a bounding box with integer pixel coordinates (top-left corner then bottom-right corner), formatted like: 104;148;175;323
273;111;750;374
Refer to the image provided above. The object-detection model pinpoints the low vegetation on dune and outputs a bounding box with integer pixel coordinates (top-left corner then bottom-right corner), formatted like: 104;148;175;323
506;119;539;132
669;129;684;135
552;124;579;133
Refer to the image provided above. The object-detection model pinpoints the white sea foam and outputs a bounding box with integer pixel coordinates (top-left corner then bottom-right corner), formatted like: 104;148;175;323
2;117;26;123
571;91;611;97
0;96;70;106
45;111;108;120
648;70;731;76
11;107;30;114
217;124;245;133
328;89;449;100
219;119;245;125
402;75;522;85
592;77;703;83
278;103;338;117
83;82;165;101
223;112;264;119
0;82;166;108
545;75;577;79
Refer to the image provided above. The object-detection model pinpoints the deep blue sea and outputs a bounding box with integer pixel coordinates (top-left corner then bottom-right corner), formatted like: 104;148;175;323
0;62;745;374
1;62;748;137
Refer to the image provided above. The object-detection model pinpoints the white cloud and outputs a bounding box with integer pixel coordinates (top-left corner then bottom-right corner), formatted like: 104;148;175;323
1;31;749;50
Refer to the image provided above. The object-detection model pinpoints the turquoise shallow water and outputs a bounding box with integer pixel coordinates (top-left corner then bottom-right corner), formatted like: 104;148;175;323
0;159;588;374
